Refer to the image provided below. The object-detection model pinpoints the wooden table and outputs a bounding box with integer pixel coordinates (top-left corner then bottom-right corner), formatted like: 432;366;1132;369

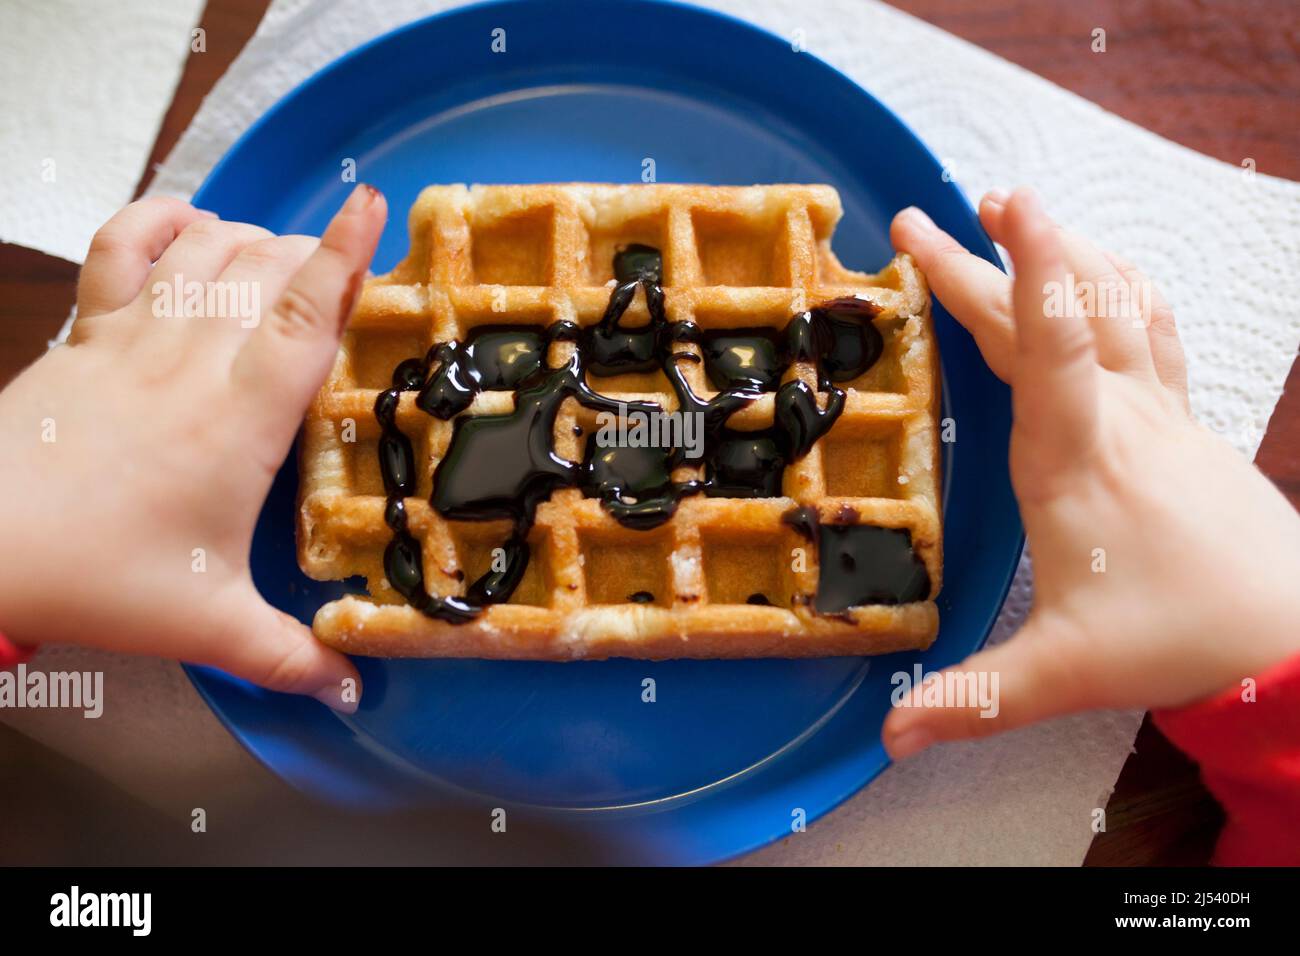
1;0;1295;865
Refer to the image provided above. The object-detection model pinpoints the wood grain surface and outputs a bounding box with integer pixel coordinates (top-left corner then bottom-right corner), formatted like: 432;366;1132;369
1;0;1296;866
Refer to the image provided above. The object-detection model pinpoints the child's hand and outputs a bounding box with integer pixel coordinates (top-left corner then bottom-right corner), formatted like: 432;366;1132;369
0;185;387;712
884;187;1300;758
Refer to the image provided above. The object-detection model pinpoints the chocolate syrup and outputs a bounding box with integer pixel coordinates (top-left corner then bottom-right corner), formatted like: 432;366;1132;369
373;244;916;621
584;242;666;376
418;325;547;419
700;328;786;391
815;525;931;610
816;298;885;383
704;429;785;498
580;442;700;530
373;373;477;623
780;504;819;540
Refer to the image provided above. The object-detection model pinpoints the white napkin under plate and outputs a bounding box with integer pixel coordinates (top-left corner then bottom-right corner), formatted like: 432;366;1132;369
0;0;206;262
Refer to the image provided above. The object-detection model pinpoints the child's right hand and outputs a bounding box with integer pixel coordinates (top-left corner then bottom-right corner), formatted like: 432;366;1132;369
0;186;386;711
883;187;1300;758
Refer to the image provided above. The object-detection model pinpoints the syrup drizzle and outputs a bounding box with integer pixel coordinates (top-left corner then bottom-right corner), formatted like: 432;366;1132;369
373;244;916;621
815;525;931;611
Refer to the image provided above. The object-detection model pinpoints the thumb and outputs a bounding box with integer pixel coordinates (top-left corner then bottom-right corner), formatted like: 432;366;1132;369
204;592;362;713
881;614;1088;759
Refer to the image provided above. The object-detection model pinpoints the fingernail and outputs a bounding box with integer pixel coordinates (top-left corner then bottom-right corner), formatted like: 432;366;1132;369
312;676;361;715
887;727;934;760
196;208;220;219
983;188;1010;206
898;206;936;231
344;183;381;213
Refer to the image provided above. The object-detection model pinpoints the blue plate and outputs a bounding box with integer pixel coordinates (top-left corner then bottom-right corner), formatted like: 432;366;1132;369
185;0;1021;864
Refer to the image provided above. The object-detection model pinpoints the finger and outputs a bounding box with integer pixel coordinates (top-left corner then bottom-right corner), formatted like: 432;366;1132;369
1057;232;1159;379
981;191;1157;380
891;205;1017;382
882;615;1089;757
200;235;320;354
1002;187;1099;496
143;218;276;309
74;196;214;328
976;188;1010;237
204;595;362;713
120;220;279;358
1103;250;1190;410
231;184;387;445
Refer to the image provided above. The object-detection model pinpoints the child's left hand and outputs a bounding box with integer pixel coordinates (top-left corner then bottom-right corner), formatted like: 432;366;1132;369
0;185;387;712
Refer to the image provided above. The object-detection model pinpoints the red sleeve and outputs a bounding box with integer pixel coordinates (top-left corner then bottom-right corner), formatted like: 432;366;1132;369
0;631;36;670
1153;652;1300;866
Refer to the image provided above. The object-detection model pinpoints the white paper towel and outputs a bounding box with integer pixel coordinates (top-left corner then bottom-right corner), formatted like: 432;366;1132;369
0;0;206;263
9;0;1297;865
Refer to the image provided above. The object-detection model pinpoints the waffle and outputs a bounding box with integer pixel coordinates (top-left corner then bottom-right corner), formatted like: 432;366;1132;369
298;183;941;659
